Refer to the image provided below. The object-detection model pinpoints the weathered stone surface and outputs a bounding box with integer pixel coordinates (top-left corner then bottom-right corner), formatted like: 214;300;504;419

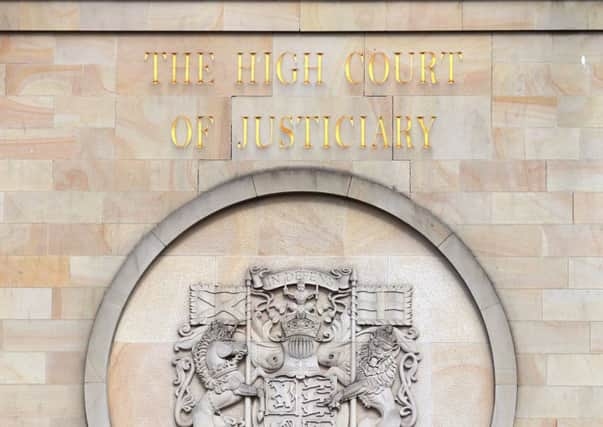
0;224;47;256
431;343;494;426
0;160;52;191
3;191;104;223
491;192;572;224
411;192;492;225
0;385;85;418
525;128;581;159
460;160;546;191
410;161;460;192
543;290;603;321
0;288;52;319
517;354;547;385
548;354;603;386
498;289;543;320
2;320;92;352
0;351;45;384
574;192;603;222
46;351;85;384
0;256;70;287
570;257;603;288
102;191;196;224
480;257;568;289
493;97;557;128
517;386;603;418
0;96;53;129
511;321;590;354
69;256;123;287
394;97;492;160
558;96;603;127
152;176;256;246
458;225;545;257
52;288;105;320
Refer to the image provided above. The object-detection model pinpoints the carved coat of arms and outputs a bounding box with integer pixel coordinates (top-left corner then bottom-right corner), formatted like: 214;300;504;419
172;266;421;427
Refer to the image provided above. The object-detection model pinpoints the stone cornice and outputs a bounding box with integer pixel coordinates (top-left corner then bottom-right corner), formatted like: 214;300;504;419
1;1;601;32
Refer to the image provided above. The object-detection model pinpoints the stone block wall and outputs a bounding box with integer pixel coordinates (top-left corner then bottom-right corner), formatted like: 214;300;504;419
1;1;603;426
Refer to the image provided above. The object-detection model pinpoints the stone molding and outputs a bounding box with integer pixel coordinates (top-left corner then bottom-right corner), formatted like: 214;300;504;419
1;1;601;32
84;167;517;427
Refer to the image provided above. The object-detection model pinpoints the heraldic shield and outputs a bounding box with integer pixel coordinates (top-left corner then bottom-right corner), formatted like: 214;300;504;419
172;266;422;427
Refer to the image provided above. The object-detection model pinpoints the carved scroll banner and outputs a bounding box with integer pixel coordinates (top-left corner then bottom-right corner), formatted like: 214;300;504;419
172;266;421;427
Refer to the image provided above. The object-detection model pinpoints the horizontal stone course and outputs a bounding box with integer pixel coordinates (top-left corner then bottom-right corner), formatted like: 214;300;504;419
0;351;45;384
548;354;603;386
480;257;568;289
543;289;603;321
517;386;603;418
0;1;601;31
511;321;590;354
2;319;92;352
0;288;52;319
0;384;85;417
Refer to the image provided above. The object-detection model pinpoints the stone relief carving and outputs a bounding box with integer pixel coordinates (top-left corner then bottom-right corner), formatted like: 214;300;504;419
173;266;421;427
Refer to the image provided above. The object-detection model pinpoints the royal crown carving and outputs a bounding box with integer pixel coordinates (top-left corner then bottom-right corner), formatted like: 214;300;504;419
172;266;421;427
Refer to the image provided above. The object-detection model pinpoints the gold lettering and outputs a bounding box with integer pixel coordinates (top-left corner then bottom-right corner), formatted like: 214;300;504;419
420;51;437;85
184;52;191;84
238;116;249;149
237;52;257;84
276;52;298;85
303;52;324;85
264;52;272;84
417;115;436;149
375;116;389;148
297;115;319;149
345;51;364;84
279;116;295;148
368;52;389;85
171;115;193;147
394;52;414;84
254;116;274;148
171;52;178;84
196;116;214;149
197;52;215;84
322;116;330;149
144;52;166;84
395;115;413;149
359;115;367;149
442;51;463;84
335;116;353;148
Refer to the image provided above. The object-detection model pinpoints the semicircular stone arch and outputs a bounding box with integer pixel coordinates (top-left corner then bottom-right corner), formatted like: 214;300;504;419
84;167;517;427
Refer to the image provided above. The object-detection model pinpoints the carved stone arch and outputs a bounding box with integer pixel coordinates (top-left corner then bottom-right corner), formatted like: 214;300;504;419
84;167;517;427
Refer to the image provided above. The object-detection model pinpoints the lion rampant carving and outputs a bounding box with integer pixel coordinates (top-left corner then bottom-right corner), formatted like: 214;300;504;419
329;325;421;427
173;320;262;427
